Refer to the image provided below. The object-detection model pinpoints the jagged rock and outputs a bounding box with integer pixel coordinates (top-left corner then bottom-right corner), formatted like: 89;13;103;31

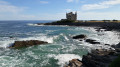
65;59;83;67
86;39;96;42
82;49;117;67
64;49;119;67
116;43;120;48
9;40;48;48
85;39;100;44
105;44;110;46
111;43;120;48
115;48;120;52
73;34;87;39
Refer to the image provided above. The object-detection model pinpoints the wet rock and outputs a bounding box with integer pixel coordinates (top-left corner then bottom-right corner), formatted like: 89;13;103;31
65;59;83;67
82;49;117;67
9;40;48;48
116;43;120;48
105;44;110;46
73;34;87;39
111;43;120;48
115;48;120;52
85;39;100;44
9;36;14;38
86;39;96;42
65;49;119;67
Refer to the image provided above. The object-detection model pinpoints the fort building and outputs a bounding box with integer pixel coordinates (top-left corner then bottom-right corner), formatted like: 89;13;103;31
66;12;77;21
61;12;77;21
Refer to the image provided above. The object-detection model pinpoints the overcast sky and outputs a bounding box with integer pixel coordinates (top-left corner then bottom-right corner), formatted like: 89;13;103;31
0;0;120;20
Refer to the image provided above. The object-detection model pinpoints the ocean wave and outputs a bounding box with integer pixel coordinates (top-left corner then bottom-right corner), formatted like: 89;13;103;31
27;23;45;26
48;54;82;67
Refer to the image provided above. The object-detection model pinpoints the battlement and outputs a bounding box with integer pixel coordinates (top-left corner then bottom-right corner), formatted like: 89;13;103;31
66;12;77;21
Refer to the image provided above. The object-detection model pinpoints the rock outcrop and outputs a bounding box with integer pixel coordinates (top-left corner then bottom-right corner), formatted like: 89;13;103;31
9;40;48;48
82;49;117;67
65;59;83;67
85;39;100;44
65;49;119;67
72;34;87;39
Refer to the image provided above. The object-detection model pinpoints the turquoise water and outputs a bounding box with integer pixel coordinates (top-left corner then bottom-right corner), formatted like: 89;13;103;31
0;21;119;67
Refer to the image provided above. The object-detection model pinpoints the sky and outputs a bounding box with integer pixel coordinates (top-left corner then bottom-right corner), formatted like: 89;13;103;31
0;0;120;20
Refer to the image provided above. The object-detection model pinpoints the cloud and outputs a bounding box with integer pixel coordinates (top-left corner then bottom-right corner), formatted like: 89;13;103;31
39;1;49;4
77;11;120;20
0;0;37;20
82;0;120;10
0;0;24;13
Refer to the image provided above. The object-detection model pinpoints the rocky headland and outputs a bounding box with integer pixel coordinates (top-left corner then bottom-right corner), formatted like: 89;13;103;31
37;20;120;31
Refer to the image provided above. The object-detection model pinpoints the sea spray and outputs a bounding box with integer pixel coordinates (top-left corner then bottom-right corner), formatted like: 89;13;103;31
48;54;82;67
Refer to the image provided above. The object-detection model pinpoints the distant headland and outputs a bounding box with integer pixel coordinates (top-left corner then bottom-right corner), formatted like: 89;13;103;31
37;12;120;31
54;12;120;23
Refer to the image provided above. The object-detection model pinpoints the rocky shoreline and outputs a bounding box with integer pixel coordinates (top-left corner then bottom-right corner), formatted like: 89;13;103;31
65;48;120;67
37;22;120;31
36;21;120;67
64;34;120;67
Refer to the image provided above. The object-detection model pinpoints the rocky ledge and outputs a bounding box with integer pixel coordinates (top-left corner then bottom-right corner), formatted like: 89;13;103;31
65;34;120;67
65;48;120;67
8;40;48;49
72;34;87;39
72;34;102;45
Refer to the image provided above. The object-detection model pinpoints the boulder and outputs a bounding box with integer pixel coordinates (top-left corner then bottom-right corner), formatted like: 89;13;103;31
85;39;100;44
65;59;83;67
82;49;117;67
9;40;48;48
73;34;87;39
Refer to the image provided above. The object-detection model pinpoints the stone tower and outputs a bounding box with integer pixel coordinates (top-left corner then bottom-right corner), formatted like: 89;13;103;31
66;12;77;21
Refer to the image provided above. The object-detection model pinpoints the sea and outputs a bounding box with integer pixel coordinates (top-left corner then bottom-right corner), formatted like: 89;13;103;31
0;20;119;67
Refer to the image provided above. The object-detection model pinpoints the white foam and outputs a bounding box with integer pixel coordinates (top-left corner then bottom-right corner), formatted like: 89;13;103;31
0;34;57;48
27;23;45;26
48;54;82;67
0;40;14;48
19;35;56;43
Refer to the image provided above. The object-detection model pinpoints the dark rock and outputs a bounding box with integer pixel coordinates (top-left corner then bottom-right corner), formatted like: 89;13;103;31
85;39;100;44
64;48;119;67
73;34;87;39
86;39;96;42
65;59;83;67
105;44;110;46
82;49;117;67
95;28;104;32
111;43;120;48
116;43;120;48
115;48;120;52
108;51;116;55
80;40;83;41
9;36;14;38
111;45;116;48
9;40;48;48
